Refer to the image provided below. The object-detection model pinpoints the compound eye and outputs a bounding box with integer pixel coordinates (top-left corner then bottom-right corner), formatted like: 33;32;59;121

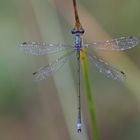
79;27;85;34
71;28;77;34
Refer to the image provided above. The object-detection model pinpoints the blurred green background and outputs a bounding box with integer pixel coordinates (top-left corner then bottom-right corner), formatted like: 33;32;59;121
0;0;140;140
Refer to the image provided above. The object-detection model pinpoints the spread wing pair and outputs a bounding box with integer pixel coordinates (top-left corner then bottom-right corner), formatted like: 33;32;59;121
18;36;138;81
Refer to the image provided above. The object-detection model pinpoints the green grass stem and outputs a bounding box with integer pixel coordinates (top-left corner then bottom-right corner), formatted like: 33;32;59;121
81;49;100;140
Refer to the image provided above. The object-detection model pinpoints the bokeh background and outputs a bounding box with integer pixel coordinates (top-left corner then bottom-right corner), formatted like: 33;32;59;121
0;0;140;140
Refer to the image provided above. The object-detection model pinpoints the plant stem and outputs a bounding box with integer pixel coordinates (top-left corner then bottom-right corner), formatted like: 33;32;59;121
80;48;100;140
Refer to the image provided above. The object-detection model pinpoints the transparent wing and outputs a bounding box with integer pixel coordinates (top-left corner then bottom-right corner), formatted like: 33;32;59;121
33;51;74;82
84;36;138;51
86;52;126;81
18;42;73;55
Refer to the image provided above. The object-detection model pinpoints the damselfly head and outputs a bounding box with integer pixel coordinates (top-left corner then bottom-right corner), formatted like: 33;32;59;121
71;26;85;35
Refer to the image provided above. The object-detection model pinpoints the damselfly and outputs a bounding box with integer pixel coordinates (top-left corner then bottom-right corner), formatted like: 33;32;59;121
19;36;138;82
18;0;139;133
18;34;138;130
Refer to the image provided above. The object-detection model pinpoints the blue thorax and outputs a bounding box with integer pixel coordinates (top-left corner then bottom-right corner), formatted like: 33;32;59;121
71;27;85;51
